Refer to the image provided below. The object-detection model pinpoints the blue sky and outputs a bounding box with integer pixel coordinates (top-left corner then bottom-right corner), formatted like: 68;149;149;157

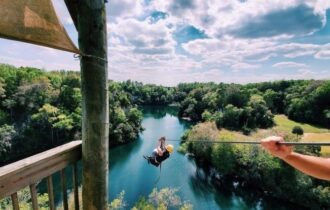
0;0;330;86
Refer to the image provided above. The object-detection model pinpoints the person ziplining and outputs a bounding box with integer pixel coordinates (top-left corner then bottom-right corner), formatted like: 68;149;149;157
144;136;174;167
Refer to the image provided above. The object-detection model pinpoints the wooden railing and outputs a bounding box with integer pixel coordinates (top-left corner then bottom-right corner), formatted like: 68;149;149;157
0;141;82;210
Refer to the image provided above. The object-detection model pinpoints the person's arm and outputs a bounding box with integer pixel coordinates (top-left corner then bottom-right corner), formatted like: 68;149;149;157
261;136;330;181
156;141;163;156
157;146;163;155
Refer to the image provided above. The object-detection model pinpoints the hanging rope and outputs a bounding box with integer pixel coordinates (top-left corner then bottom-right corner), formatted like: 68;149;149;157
153;163;162;185
74;53;108;63
166;139;330;146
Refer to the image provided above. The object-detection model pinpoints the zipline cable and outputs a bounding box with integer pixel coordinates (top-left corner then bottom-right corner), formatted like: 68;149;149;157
166;139;330;146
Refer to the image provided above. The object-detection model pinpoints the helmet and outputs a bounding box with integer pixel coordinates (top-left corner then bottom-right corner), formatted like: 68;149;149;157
166;144;174;153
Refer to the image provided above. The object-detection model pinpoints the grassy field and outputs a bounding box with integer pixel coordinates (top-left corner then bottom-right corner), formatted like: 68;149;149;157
217;115;330;156
302;133;330;155
219;128;282;141
274;115;330;133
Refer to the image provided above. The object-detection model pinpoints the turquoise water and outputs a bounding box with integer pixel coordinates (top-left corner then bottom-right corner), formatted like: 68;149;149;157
108;107;297;210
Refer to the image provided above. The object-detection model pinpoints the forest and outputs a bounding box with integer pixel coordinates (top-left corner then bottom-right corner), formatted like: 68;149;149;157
0;64;330;209
1;63;330;161
0;64;144;165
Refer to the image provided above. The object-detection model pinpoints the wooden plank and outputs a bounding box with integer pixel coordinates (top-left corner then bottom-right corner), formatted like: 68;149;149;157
72;163;80;210
61;169;68;210
30;184;39;210
78;0;109;209
0;141;81;177
0;141;82;198
47;176;55;210
11;192;19;210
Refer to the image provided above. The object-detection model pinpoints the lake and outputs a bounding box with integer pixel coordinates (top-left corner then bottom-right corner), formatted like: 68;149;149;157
108;106;297;210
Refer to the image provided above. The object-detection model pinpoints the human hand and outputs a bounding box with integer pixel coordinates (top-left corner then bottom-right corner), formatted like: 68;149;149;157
260;136;293;159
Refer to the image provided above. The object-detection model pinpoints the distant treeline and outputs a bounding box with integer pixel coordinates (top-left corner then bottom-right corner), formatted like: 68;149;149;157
116;79;330;132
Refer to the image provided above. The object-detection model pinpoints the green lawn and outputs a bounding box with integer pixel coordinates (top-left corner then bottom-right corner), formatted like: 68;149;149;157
274;115;330;133
302;133;330;156
217;115;330;156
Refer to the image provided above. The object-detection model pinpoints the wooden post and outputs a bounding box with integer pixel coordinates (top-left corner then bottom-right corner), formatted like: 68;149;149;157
77;0;109;209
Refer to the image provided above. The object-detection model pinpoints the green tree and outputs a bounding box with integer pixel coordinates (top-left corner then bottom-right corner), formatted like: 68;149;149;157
31;104;74;145
292;126;304;136
13;76;55;115
0;77;5;98
201;110;213;121
109;191;126;210
0;124;15;164
2;99;15;121
222;104;243;130
263;89;283;113
247;95;274;128
224;85;248;108
58;75;81;112
133;188;192;210
211;143;235;175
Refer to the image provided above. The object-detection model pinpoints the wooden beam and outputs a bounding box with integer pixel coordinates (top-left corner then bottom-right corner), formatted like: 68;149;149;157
77;0;109;209
11;192;19;210
47;176;55;210
60;169;68;210
64;0;78;30
72;163;80;210
30;184;39;210
0;141;81;198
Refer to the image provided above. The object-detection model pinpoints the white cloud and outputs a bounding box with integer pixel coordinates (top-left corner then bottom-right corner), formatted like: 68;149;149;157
106;0;144;22
272;62;308;68
1;0;330;86
108;18;175;55
297;68;315;76
315;50;330;59
148;0;330;38
247;53;278;62
231;62;260;71
0;39;79;70
182;36;276;64
314;44;330;59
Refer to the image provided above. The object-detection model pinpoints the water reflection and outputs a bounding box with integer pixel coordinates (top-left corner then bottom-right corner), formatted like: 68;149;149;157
140;105;179;118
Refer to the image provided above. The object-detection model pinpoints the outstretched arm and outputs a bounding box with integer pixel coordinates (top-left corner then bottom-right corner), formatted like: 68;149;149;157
261;136;330;181
156;141;164;156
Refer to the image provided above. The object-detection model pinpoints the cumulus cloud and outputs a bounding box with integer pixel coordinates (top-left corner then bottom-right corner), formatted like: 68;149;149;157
231;62;260;71
272;62;308;68
314;44;330;59
315;50;330;59
108;18;176;55
229;5;323;38
1;0;330;86
106;0;144;22
148;0;330;38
